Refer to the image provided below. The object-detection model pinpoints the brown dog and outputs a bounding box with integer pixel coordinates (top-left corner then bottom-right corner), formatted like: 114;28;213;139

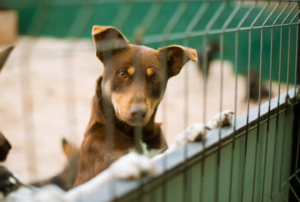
74;26;197;186
245;69;270;101
74;26;233;187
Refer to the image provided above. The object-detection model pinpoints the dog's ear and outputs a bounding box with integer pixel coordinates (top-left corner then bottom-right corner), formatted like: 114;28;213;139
92;26;129;63
62;138;72;157
0;131;12;162
158;45;197;78
0;46;14;73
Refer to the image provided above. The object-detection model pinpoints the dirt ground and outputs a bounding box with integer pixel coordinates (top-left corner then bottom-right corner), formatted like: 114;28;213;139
0;37;292;183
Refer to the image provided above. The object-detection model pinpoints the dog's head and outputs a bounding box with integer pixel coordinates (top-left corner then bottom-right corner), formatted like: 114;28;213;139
93;26;197;126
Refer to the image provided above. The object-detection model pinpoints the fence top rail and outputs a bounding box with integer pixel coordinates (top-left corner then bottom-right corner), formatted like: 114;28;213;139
74;87;297;202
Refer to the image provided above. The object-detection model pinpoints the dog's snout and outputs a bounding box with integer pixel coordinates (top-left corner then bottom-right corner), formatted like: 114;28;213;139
130;104;147;119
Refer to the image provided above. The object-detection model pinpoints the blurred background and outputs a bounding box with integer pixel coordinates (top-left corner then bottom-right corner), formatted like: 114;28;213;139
0;0;297;185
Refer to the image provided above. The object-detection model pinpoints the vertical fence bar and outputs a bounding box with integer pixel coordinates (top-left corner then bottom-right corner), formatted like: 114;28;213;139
251;3;269;201
240;3;257;200
63;0;97;147
297;6;300;88
183;37;189;202
216;3;228;201
213;3;242;202
260;3;281;201
183;4;210;202
195;3;227;201
277;4;299;201
284;7;300;201
20;1;52;182
289;4;300;201
104;33;117;201
242;21;252;202
216;30;224;202
159;3;188;202
293;20;300;186
270;3;290;200
228;2;244;201
182;3;209;201
133;2;163;201
229;15;239;202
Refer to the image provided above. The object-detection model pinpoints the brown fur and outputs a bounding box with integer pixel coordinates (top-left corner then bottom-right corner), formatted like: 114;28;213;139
197;41;219;78
74;26;197;186
245;69;270;101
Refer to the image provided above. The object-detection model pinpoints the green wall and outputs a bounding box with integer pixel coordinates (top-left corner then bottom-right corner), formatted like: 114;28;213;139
1;0;298;83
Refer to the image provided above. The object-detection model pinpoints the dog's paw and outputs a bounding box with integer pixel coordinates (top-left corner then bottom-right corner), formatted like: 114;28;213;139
110;153;157;180
184;123;210;142
173;123;209;147
208;110;234;130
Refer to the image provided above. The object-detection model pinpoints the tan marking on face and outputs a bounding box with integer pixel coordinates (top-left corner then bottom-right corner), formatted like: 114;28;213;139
147;68;154;76
112;92;132;120
127;66;135;75
146;92;164;116
111;90;163;126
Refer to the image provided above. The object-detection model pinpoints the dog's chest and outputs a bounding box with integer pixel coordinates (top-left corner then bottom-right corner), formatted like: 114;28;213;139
129;142;162;158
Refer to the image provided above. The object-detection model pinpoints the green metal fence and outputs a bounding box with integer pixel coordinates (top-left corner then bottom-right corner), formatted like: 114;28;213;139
71;88;300;202
103;89;298;202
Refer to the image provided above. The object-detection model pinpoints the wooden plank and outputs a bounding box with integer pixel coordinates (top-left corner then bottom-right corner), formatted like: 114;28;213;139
0;11;18;44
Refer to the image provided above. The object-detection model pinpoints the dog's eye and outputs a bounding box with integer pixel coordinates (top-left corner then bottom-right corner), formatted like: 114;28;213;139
119;71;127;78
151;75;159;83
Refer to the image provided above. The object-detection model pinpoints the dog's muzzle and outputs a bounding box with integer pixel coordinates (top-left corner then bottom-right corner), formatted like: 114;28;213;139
129;104;147;120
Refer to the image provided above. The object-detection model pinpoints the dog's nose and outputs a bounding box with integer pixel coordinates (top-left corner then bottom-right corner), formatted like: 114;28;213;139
130;105;147;119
